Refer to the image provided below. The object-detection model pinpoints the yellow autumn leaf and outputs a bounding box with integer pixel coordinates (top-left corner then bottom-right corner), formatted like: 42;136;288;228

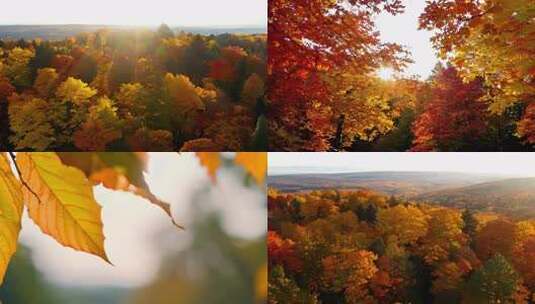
234;152;267;186
0;153;23;284
17;152;109;263
196;152;221;182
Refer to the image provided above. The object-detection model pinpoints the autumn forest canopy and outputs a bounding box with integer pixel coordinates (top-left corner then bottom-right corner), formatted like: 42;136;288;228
268;188;535;303
268;0;535;151
0;24;267;151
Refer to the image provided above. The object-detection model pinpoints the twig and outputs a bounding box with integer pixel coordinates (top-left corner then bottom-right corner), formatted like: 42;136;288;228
8;152;42;204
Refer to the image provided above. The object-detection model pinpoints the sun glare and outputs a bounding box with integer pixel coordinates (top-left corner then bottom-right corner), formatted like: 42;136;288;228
377;67;395;80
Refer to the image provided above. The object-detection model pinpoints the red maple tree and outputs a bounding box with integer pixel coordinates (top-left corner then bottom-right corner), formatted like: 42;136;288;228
411;66;487;151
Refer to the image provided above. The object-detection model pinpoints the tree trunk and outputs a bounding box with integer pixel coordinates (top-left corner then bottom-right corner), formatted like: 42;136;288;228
332;114;345;151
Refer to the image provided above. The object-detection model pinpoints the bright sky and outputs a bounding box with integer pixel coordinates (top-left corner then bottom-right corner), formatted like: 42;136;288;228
18;153;266;288
269;153;535;177
0;0;267;27
375;0;438;79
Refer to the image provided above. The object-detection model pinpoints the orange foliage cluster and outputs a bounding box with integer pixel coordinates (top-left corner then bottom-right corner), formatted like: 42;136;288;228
268;231;303;273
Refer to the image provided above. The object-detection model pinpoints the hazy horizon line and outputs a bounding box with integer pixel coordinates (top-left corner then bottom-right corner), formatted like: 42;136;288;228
268;167;531;177
0;23;267;28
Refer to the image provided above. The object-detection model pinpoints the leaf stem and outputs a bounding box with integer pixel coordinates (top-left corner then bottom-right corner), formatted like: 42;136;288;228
8;152;42;204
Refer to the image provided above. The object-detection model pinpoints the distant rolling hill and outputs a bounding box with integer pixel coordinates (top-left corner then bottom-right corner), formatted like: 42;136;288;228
268;171;504;197
0;25;266;40
269;172;535;219
414;177;535;219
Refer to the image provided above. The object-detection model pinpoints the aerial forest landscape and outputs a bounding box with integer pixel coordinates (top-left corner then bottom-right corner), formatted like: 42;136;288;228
268;0;535;151
0;1;267;152
268;153;535;303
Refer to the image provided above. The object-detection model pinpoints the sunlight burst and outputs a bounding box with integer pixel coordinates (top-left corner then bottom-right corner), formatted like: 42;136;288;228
377;67;395;80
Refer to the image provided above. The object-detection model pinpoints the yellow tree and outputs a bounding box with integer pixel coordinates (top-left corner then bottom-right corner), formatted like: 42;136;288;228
418;207;466;265
163;73;216;115
73;97;123;151
56;77;97;104
325;73;398;148
513;221;535;291
39;77;98;148
322;250;378;303
115;82;149;116
299;196;339;222
8;95;55;150
377;205;428;245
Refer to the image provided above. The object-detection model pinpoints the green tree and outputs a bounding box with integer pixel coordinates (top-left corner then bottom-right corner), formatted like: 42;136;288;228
462;208;477;248
180;35;211;83
249;115;268;151
70;54;98;84
29;41;55;82
269;265;319;304
463;254;519;304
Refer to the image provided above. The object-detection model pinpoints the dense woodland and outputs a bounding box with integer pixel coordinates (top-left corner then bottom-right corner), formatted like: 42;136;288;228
268;189;535;303
0;24;267;151
268;0;534;151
